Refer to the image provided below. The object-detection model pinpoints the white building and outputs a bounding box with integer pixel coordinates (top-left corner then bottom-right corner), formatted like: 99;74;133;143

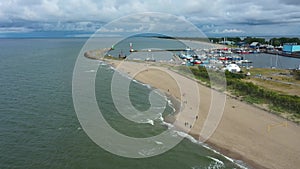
224;64;241;72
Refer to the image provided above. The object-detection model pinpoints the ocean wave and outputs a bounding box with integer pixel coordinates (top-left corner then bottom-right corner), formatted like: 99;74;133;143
85;70;97;73
192;158;224;169
201;144;248;169
99;62;107;66
152;106;165;110
207;156;224;165
167;99;176;113
154;141;163;145
138;148;157;157
133;79;152;89
107;63;177;120
161;120;248;169
109;66;116;71
161;120;174;129
207;159;224;169
175;131;199;144
146;119;154;125
158;115;164;122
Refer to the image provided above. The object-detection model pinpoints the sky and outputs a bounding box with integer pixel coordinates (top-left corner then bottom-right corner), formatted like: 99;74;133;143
1;0;300;37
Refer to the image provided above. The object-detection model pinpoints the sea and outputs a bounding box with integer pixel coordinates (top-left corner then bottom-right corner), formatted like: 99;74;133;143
0;37;299;169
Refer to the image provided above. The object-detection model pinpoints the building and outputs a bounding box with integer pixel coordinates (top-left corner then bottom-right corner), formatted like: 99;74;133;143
224;63;241;73
219;41;235;45
283;44;300;53
236;41;247;47
249;42;260;48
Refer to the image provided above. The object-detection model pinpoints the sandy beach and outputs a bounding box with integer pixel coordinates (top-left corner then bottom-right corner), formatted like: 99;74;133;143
105;59;300;169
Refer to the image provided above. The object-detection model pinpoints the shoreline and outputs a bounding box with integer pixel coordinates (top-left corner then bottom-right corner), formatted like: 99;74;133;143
85;49;300;169
106;60;258;169
105;60;251;168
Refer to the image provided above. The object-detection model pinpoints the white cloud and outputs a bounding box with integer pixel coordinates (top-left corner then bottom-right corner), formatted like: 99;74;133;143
99;27;124;33
0;27;33;33
96;13;205;37
0;0;299;36
222;29;245;33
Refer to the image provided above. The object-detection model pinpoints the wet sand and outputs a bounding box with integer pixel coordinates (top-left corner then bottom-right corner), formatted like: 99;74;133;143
106;60;300;169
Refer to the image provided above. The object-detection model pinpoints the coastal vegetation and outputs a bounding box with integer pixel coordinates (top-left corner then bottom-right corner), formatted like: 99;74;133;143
209;37;300;46
292;69;300;80
269;37;300;46
209;37;266;44
244;68;300;96
175;66;300;123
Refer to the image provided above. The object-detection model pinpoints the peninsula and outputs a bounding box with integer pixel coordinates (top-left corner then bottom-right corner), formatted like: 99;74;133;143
84;46;300;169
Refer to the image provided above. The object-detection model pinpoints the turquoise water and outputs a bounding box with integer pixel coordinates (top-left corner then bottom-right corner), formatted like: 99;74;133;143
0;38;244;169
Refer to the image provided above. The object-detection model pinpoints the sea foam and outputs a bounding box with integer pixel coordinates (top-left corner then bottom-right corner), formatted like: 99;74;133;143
85;69;96;73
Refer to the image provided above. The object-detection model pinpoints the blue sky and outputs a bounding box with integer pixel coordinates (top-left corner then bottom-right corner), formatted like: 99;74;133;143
1;0;300;37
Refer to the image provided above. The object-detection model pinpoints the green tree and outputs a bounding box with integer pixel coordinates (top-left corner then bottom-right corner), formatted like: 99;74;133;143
270;37;300;46
227;37;242;43
243;37;266;44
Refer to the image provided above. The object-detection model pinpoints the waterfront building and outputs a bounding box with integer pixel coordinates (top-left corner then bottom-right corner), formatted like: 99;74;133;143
283;43;300;54
249;42;260;49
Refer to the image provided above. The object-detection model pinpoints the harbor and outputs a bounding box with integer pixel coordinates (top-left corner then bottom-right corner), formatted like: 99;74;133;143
107;39;300;72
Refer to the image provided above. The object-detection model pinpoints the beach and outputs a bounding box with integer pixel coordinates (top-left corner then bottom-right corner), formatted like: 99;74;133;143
106;59;300;169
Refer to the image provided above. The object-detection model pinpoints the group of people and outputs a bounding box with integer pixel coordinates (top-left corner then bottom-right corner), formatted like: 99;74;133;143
184;115;199;129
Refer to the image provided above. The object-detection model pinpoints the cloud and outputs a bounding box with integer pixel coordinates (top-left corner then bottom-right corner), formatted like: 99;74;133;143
221;29;244;33
0;0;299;36
209;28;245;35
0;20;104;32
95;13;207;38
99;27;124;33
282;0;300;5
0;27;33;33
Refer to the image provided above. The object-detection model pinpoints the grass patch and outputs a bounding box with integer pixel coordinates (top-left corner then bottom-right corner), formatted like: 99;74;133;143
104;55;125;60
176;66;300;123
269;104;285;113
246;68;289;75
243;95;264;104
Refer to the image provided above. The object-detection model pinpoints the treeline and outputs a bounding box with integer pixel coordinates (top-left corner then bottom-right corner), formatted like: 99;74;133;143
188;66;300;115
209;37;300;46
209;37;266;44
243;37;266;44
269;37;300;46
